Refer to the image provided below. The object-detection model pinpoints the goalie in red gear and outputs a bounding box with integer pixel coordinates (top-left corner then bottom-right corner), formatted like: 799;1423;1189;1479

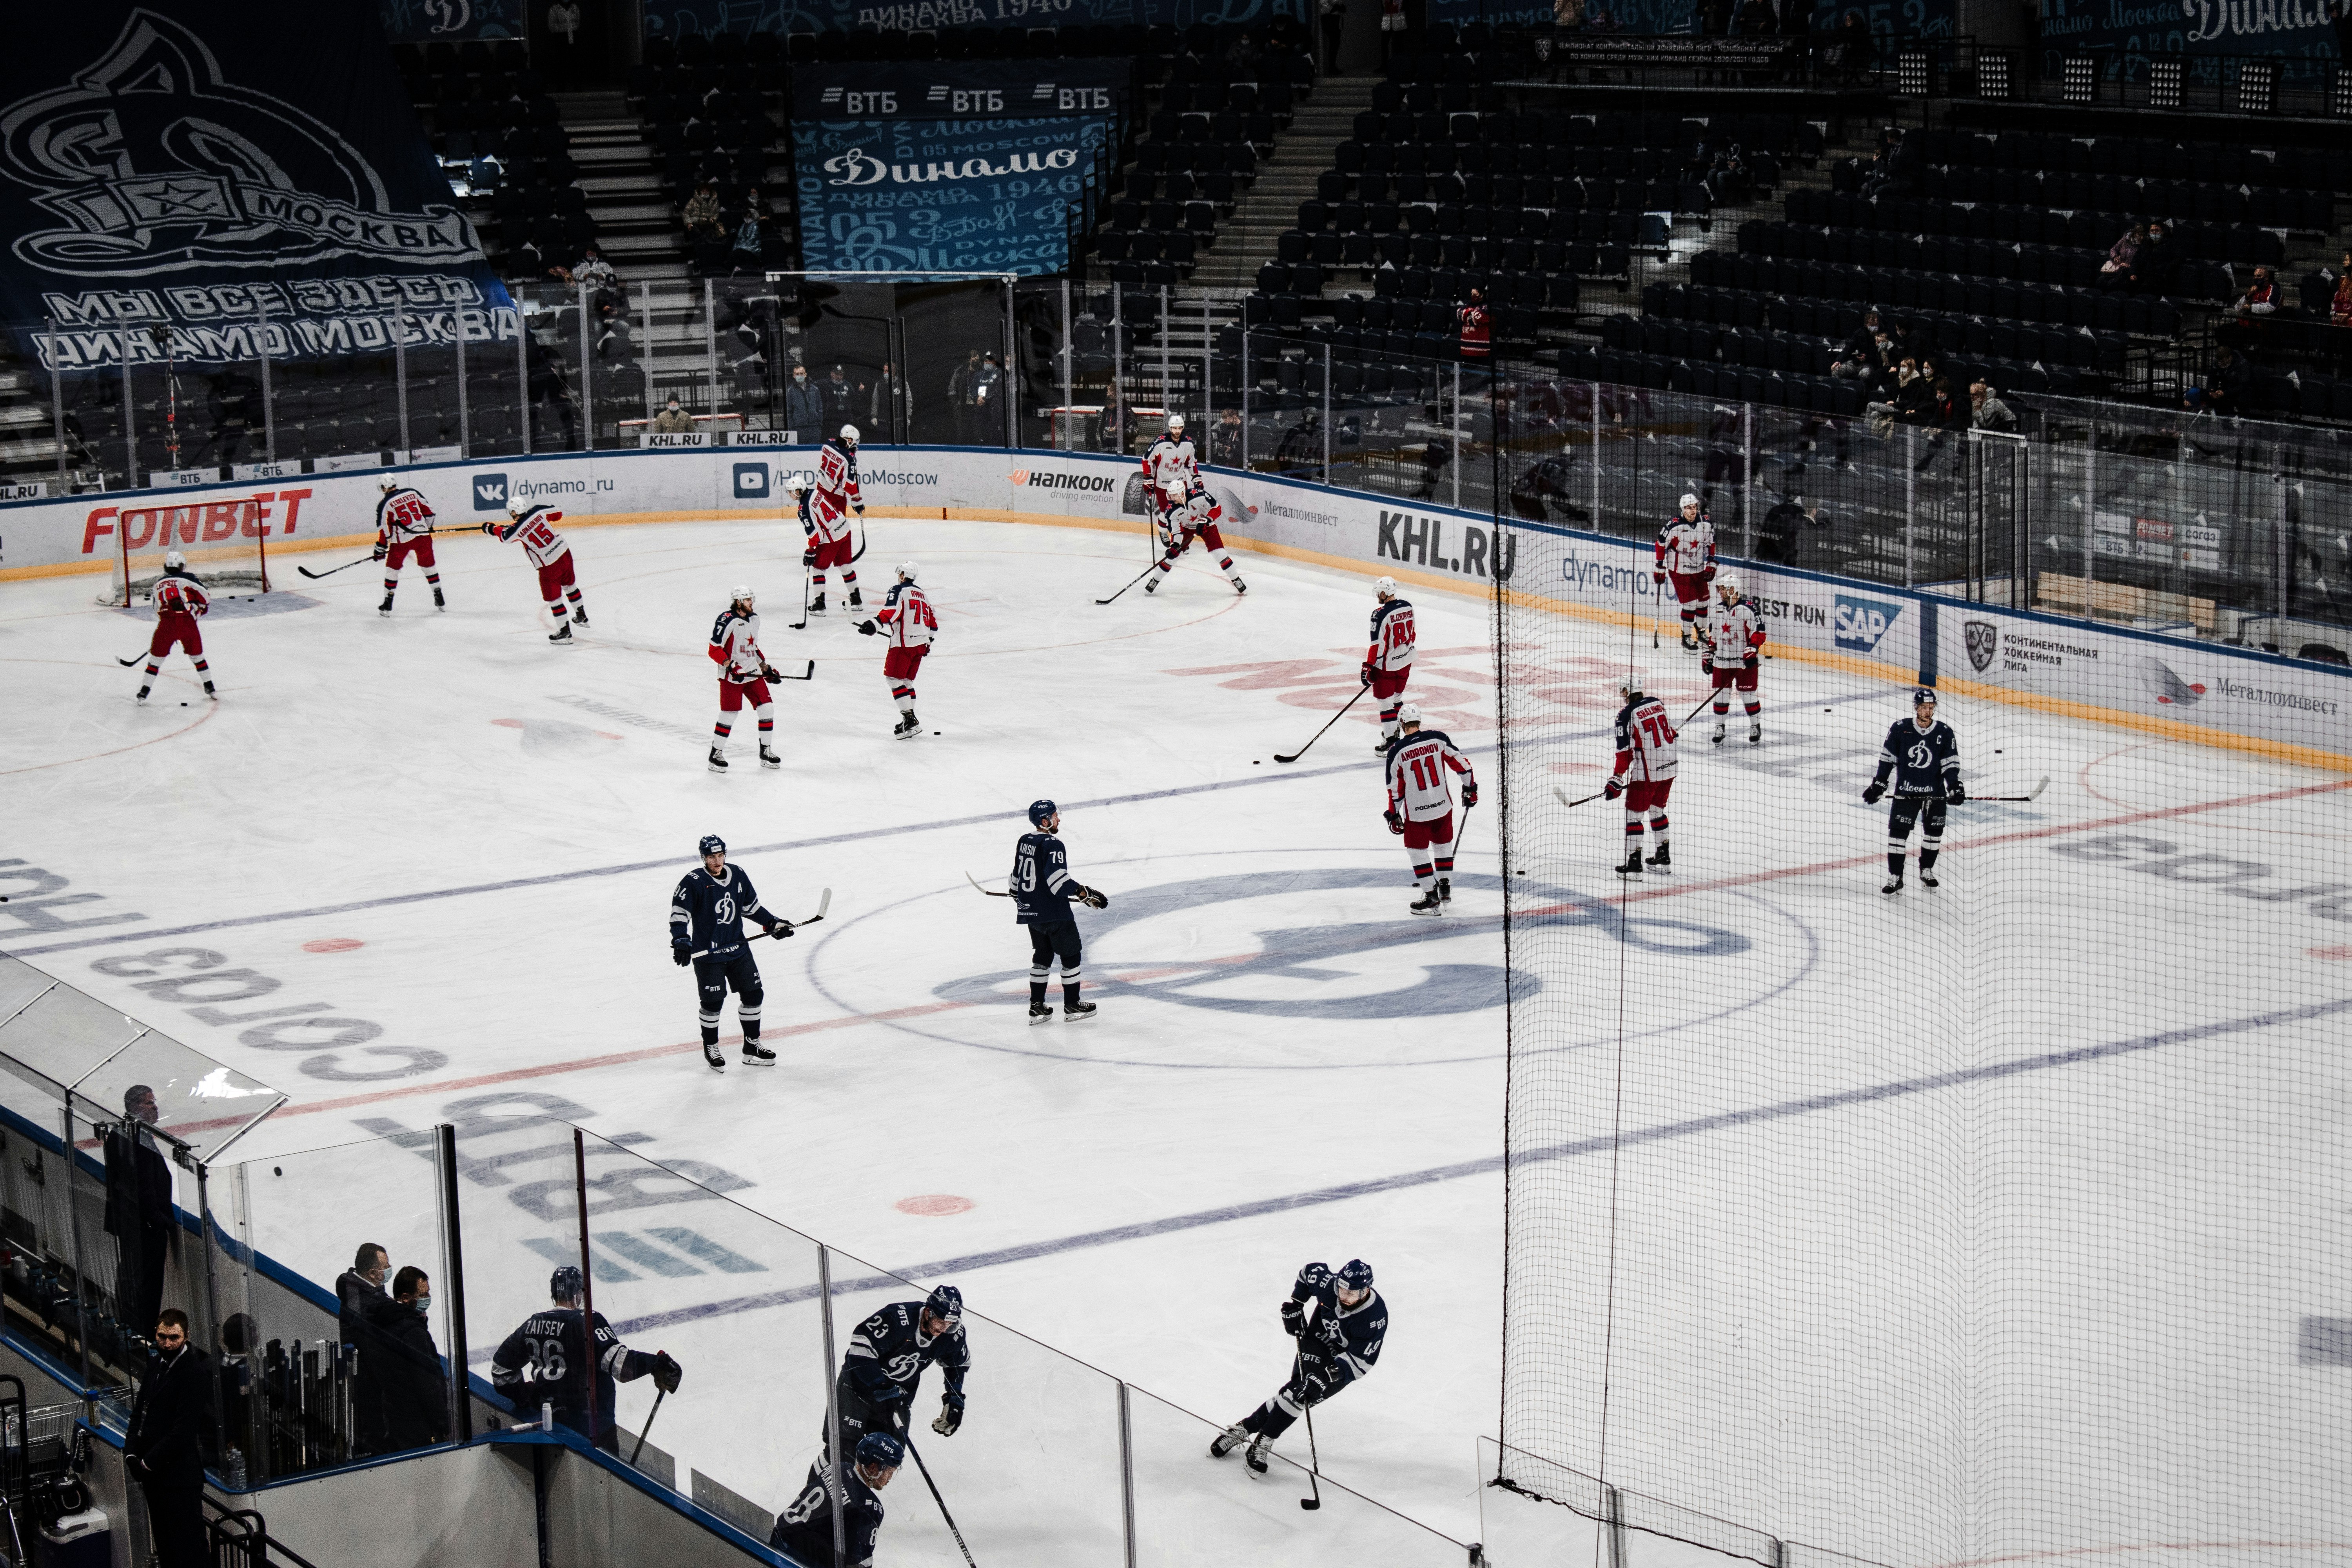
1143;483;1246;596
374;476;445;616
136;551;216;703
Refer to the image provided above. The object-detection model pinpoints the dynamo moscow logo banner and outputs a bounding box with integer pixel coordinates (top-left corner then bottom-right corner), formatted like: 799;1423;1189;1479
793;116;1109;276
0;5;510;369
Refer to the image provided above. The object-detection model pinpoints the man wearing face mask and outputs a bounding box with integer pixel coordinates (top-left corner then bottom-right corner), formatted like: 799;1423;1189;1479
377;1266;450;1453
784;363;825;440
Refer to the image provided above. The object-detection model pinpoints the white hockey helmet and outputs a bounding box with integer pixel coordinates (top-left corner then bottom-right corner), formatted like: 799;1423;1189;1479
1714;573;1741;599
1164;479;1187;503
786;474;809;494
507;499;528;519
1679;492;1700;511
1374;575;1397;598
897;559;919;580
731;583;755;606
1167;412;1185;432
1619;674;1644;700
163;550;187;571
379;476;399;493
839;424;860;446
1396;702;1423;726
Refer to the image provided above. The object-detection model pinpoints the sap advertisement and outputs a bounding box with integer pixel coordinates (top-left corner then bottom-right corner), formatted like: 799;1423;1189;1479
0;5;508;370
789;63;1122;277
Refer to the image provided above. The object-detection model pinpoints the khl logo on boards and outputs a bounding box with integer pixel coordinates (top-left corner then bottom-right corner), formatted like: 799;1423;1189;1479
1833;594;1904;653
733;463;769;499
1965;620;2001;673
471;472;507;511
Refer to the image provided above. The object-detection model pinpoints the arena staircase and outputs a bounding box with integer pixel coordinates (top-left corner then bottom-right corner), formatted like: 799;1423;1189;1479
1186;77;1383;295
555;90;691;285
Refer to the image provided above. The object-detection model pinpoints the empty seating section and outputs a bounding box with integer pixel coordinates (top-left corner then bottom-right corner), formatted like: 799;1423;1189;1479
1790;189;2278;282
394;42;595;274
1906;130;2337;232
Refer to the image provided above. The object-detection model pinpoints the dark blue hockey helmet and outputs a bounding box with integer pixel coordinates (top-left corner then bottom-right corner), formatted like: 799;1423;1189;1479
855;1431;905;1471
923;1285;964;1327
550;1265;584;1302
1026;799;1057;829
699;833;726;858
1912;686;1938;709
1336;1259;1374;1294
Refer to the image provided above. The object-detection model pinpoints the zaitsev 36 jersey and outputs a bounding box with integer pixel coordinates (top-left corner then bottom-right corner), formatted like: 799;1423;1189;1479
708;606;767;682
152;571;209;617
1613;693;1679;782
375;487;436;544
1701;597;1766;662
1655;516;1715;576
489;505;570;568
1385;728;1474;822
1368;595;1416;673
875;581;935;650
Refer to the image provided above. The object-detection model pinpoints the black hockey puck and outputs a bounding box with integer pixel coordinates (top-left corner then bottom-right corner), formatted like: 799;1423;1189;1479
1252;759;1260;764
180;702;189;707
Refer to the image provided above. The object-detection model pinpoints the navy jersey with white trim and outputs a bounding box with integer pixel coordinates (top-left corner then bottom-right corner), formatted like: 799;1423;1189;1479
843;1300;971;1402
1872;718;1960;795
773;1458;885;1567
488;1307;655;1432
670;866;779;958
1010;831;1081;927
1291;1278;1388;1381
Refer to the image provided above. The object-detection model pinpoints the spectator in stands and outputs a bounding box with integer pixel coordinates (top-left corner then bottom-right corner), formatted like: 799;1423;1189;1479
1970;379;2018;433
126;1308;214;1568
339;1242;393;1452
785;362;824;436
1380;0;1405;65
730;211;767;276
871;362;912;442
951;350;985;443
1832;312;1889;380
2098;223;2146;290
2332;251;2352;328
971;353;1006;441
1704;144;1751;205
2191;343;2249;415
377;1266;449;1454
652;396;695;435
822;364;862;428
1867;356;1920;431
1216;407;1243;463
1320;0;1347;73
1458;289;1492;361
2236;265;2281;318
1224;30;1263;78
1756;495;1826;566
104;1085;173;1356
1835;11;1872;80
682;180;726;272
2127;221;2177;295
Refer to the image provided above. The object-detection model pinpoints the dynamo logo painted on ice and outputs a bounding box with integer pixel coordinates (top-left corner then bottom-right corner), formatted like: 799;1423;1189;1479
1833;594;1904;653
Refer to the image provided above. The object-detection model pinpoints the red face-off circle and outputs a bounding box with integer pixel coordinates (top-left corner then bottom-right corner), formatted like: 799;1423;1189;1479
895;1195;975;1217
302;938;365;953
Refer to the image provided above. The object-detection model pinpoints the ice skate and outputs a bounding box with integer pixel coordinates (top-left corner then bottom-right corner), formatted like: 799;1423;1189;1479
204;684;218;701
1231;575;1248;595
1375;735;1394;754
1144;574;1162;594
1882;870;1905;895
379;594;394;617
707;746;728;774
1710;719;1726;746
1244;1433;1273;1477
808;592;826;614
135;687;150;703
848;588;862;608
548;622;574;645
759;743;781;769
1645;843;1671;874
433;588;447;612
1919;865;1940;889
572;608;588;626
1438;876;1452;905
1209;1425;1248;1460
1063;996;1098;1022
702;1040;724;1072
1616;847;1646;878
1748;718;1761;745
740;1042;776;1067
892;712;921;740
1681;627;1700;651
1408;887;1444;916
1028;1000;1056;1026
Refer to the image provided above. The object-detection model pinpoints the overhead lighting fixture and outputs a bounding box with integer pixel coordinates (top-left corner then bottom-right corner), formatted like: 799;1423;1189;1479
2236;58;2276;114
1898;49;1930;96
2334;65;2352;117
1976;49;2012;100
2063;56;2098;105
2149;57;2182;110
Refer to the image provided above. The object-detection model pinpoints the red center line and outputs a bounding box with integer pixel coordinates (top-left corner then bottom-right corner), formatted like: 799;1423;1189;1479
163;774;2352;1138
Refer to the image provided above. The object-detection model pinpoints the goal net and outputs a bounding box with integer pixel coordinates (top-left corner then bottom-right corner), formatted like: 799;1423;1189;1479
102;497;273;606
1490;377;2349;1568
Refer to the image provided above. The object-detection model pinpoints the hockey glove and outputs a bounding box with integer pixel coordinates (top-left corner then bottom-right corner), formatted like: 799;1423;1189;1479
672;945;692;967
1296;1262;1333;1293
1604;777;1626;801
1463;782;1479;808
1078;886;1110;910
802;547;818;568
1742;650;1759;670
764;919;795;939
932;1391;965;1436
1361;662;1377;687
1280;1299;1307;1339
1862;781;1886;805
1384;808;1406;836
856;620;878;636
652;1352;683;1394
1700;655;1714;675
371;544;387;561
1944;779;1967;804
1653;570;1666;587
853;502;866;517
1702;565;1717;584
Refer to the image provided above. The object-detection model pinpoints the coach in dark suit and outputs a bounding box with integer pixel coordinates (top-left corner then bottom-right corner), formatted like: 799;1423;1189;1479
125;1308;216;1568
104;1085;174;1355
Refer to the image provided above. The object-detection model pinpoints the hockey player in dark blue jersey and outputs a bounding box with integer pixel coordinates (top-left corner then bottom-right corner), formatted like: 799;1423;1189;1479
1012;800;1109;1024
770;1431;900;1568
489;1266;680;1451
1211;1259;1387;1477
821;1285;972;1456
670;834;797;1071
1862;687;1964;894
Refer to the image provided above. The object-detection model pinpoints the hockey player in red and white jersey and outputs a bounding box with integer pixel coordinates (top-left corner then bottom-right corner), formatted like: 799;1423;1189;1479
1141;414;1197;524
808;425;866;615
1607;676;1679;877
135;552;216;703
374;476;446;617
1362;575;1416;752
1699;573;1766;746
857;561;937;740
1383;704;1477;916
707;585;783;774
1143;483;1247;596
1653;494;1716;651
484;499;588;643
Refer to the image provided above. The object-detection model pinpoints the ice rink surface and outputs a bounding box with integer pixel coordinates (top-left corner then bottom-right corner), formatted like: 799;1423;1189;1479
3;513;2347;1564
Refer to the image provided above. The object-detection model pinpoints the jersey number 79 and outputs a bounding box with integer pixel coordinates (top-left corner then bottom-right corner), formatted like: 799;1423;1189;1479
1014;843;1041;892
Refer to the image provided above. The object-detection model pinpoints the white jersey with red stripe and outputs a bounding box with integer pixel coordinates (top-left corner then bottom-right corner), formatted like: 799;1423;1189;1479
1613;693;1680;783
491;506;570;568
1701;597;1767;661
708;607;767;682
1385;728;1474;822
152;572;210;617
817;439;861;509
875;580;936;650
375;488;436;546
1655;517;1715;576
1142;434;1196;502
1172;486;1221;532
1368;596;1416;673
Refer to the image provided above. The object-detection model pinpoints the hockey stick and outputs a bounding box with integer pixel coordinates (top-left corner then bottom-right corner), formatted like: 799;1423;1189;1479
789;562;811;631
296;554;381;581
900;1431;978;1568
629;1388;666;1466
116;652;152;668
1093;560;1162;606
1296;1348;1323;1511
688;888;831;958
964;872;1011;898
760;662;816;682
1553;783;1613;810
1274;685;1372;764
1975;775;2049;803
